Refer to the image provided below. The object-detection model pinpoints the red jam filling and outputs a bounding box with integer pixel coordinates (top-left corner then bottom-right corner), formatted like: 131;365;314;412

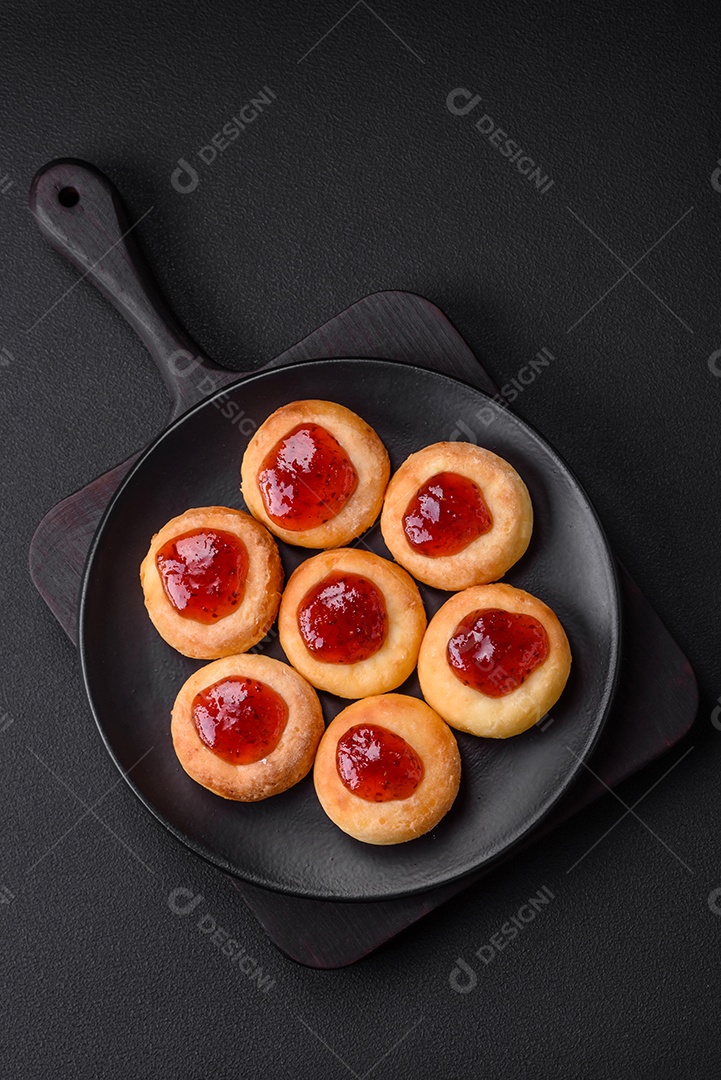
297;573;388;664
336;723;424;802
447;607;549;697
402;471;492;557
257;423;358;531
156;529;248;623
192;677;288;765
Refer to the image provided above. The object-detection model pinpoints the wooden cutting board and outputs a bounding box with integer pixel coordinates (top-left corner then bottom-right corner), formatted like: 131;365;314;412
30;288;698;967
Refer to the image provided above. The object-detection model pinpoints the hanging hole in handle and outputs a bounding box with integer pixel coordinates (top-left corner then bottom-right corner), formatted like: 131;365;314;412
58;186;80;207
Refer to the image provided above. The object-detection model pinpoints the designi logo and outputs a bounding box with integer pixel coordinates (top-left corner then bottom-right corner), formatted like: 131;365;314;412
449;885;555;993
171;87;277;194
447;87;554;196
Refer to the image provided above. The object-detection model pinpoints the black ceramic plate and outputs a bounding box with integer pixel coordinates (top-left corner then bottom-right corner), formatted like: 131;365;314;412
80;359;621;901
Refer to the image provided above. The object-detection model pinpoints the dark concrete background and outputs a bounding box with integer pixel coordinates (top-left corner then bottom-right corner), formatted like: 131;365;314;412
2;1;720;1076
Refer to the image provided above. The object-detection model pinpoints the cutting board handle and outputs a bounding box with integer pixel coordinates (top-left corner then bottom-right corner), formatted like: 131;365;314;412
29;158;230;417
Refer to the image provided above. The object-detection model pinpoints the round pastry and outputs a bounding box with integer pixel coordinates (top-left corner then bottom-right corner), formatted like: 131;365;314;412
380;441;533;591
418;583;571;738
278;548;426;699
313;694;461;845
240;399;390;548
171;654;324;801
140;506;283;659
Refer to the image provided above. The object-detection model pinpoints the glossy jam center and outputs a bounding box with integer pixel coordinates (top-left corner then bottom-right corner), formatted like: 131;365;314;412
192;677;288;765
156;529;248;623
257;423;358;531
297;573;389;664
402;471;492;557
447;607;549;697
336;723;424;802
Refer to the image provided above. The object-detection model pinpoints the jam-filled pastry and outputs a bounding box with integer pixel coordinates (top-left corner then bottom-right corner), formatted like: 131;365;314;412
418;583;571;738
278;549;426;698
240;400;390;548
171;654;324;801
380;442;533;591
313;694;461;845
140;506;283;659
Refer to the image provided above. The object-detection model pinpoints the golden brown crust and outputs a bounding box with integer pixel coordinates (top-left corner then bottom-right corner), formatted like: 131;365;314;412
380;442;533;590
170;654;324;801
278;549;427;698
418;583;571;738
313;694;461;845
140;506;283;659
240;400;390;548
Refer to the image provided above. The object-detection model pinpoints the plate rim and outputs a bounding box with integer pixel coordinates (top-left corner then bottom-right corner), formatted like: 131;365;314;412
78;357;622;902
